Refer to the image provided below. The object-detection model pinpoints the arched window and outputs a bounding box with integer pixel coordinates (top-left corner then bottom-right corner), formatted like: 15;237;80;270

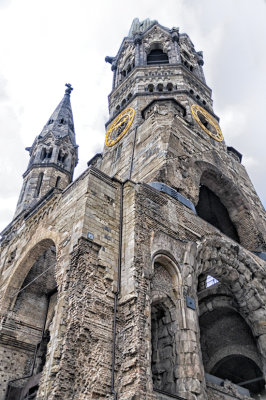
167;83;173;91
196;185;240;242
157;83;163;92
147;49;169;65
148;84;154;93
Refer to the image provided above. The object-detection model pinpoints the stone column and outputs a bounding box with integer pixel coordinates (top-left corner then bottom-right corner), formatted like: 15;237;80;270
171;28;181;64
134;34;142;66
111;63;117;90
196;51;206;83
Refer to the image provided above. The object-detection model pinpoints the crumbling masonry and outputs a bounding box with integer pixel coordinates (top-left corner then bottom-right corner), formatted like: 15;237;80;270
0;18;266;400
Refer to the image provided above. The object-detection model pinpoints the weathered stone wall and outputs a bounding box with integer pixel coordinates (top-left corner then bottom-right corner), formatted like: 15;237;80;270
38;238;114;399
0;167;121;399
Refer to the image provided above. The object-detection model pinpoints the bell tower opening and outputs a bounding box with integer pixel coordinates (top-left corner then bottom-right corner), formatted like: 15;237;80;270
147;49;169;65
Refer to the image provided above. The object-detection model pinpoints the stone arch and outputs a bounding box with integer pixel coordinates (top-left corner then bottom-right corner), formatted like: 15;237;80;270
2;233;59;312
196;234;266;393
196;235;266;320
194;161;262;251
1;236;59;399
151;252;182;299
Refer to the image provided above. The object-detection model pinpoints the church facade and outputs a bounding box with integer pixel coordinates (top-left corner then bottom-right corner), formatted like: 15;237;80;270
0;18;266;400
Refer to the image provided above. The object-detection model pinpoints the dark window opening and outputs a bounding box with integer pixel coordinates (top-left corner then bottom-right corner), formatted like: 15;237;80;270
151;303;176;394
211;356;265;395
57;150;67;164
148;84;154;93
40;148;47;161
41;147;52;161
127;93;132;100
157;83;163;92
190;65;193;71
47;148;52;159
48;119;53;125
199;307;265;397
167;83;173;91
183;50;190;60
203;100;206;105
121;99;126;106
35;173;44;198
196;185;240;242
147;49;169;65
190;89;194;95
59;118;64;124
55;176;61;188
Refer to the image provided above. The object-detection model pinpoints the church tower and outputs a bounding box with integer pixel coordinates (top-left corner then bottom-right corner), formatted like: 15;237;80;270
0;19;265;400
15;84;78;217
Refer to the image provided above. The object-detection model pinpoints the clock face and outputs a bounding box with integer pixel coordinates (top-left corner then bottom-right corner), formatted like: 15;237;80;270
191;104;223;142
105;108;135;147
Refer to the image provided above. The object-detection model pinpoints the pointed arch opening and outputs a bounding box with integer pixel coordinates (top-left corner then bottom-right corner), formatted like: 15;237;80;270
3;240;58;400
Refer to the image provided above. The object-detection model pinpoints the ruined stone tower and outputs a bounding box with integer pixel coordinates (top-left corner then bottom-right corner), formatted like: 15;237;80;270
0;18;266;400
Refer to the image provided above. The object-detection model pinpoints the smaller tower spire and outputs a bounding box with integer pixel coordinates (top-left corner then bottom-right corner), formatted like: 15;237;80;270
15;84;78;217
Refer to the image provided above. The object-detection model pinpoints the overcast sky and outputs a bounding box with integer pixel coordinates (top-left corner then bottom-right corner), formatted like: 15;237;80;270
0;0;265;233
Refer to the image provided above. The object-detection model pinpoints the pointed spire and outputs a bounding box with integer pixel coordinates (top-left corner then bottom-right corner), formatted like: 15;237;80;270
39;83;76;146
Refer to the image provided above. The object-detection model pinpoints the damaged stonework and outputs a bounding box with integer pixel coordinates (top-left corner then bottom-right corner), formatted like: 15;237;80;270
1;18;266;400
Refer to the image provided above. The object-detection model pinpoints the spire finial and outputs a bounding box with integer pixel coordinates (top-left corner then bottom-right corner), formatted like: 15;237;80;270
65;83;73;95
